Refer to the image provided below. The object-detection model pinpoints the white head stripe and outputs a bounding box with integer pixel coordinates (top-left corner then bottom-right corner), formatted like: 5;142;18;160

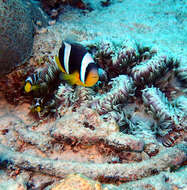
80;52;95;83
26;76;33;84
64;42;71;74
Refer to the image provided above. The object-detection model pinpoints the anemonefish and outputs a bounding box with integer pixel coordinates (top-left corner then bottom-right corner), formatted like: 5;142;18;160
34;98;42;113
55;41;99;87
24;75;40;93
24;41;99;93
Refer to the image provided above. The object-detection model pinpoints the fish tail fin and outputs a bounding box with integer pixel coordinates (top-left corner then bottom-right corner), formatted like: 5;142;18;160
35;105;42;113
31;85;40;91
33;98;43;113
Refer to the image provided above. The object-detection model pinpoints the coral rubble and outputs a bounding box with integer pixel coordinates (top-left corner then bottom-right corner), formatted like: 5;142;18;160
0;143;185;183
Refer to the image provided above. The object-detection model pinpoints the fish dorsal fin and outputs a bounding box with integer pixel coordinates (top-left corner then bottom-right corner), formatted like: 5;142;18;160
64;42;71;74
80;52;94;84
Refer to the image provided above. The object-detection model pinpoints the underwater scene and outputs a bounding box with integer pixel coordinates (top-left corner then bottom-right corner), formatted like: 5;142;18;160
0;0;187;189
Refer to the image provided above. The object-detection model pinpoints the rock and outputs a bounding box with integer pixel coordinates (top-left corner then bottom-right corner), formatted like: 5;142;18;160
51;174;103;190
0;179;26;190
41;0;85;8
0;0;34;76
0;0;48;77
40;0;89;17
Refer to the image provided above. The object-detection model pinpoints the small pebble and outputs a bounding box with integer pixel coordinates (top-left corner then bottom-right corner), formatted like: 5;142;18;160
144;143;159;157
36;27;48;34
51;9;58;18
49;20;56;25
36;20;42;26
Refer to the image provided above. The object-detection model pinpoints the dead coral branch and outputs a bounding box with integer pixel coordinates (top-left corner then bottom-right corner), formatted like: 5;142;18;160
0;144;185;183
15;126;54;152
50;108;144;152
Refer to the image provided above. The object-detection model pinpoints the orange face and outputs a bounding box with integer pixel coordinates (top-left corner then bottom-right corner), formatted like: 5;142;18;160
84;68;99;87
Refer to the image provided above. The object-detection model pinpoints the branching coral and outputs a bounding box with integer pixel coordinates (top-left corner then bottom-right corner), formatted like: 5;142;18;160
90;75;135;115
142;86;185;146
131;55;178;85
176;63;187;88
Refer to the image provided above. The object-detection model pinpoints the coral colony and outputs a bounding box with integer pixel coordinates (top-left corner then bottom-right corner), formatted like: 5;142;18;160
0;0;186;189
0;38;186;189
24;39;186;147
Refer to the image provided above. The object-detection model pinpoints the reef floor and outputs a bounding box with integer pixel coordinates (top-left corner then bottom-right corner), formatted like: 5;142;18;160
0;0;187;189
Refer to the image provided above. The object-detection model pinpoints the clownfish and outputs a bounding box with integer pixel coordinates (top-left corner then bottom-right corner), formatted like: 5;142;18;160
24;41;100;93
24;75;40;93
33;98;42;113
55;41;99;87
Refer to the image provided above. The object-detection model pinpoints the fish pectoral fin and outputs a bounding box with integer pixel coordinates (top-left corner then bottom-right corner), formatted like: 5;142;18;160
61;73;75;85
61;72;80;86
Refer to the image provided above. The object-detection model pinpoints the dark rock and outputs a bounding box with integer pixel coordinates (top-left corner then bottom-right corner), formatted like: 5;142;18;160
0;0;48;77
